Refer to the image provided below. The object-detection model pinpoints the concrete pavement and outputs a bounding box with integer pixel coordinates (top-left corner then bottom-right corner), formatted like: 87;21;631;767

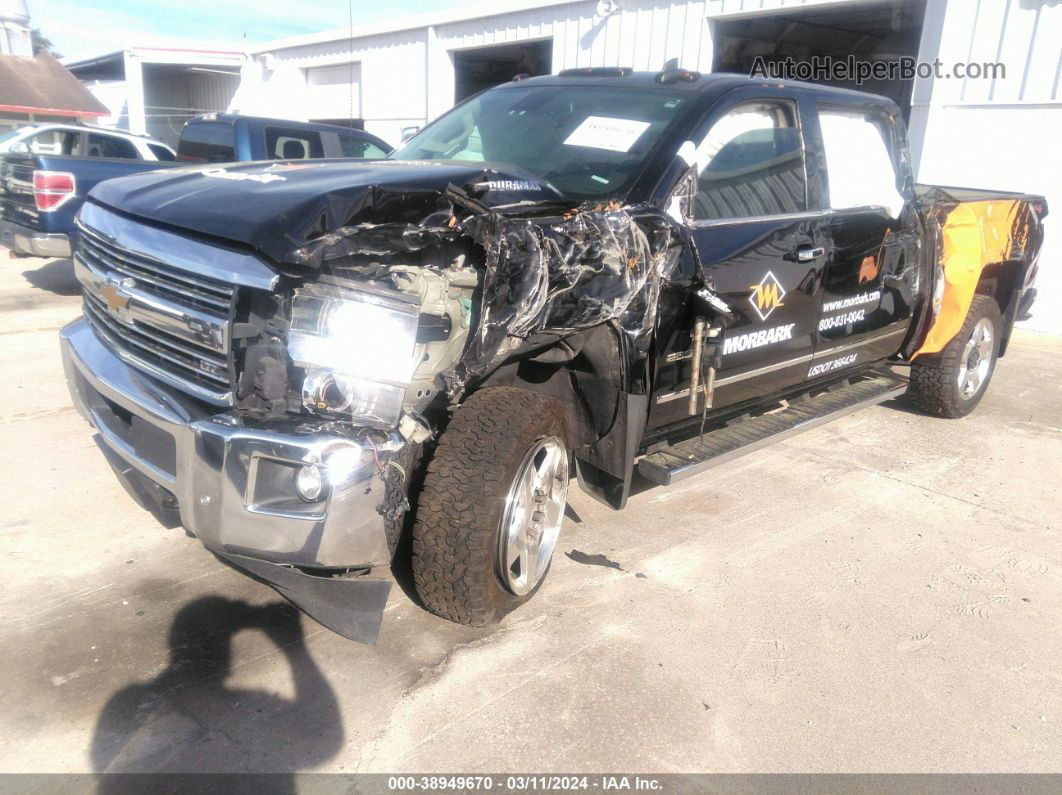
1;249;1060;774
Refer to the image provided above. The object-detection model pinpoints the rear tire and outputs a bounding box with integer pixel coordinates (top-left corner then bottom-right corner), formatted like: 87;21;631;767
412;387;569;626
909;294;1002;418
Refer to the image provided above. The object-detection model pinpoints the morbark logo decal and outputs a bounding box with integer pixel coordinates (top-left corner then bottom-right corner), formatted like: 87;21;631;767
749;271;786;321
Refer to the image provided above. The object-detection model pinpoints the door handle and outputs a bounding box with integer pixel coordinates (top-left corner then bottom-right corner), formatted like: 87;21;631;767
796;246;826;262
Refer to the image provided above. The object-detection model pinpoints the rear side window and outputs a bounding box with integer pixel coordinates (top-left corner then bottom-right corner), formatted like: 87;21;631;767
265;127;324;159
817;107;904;217
692;102;806;221
339;134;387;158
147;143;175;161
178;122;236;163
86;134;139;159
26;130;80;155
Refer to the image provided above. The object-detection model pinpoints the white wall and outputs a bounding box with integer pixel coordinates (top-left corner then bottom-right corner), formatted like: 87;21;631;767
241;29;427;145
82;79;130;129
912;0;1062;333
242;0;715;145
304;62;362;121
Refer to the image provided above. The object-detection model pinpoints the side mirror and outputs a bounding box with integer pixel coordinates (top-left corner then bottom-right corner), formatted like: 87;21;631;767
8;141;30;155
400;126;420;143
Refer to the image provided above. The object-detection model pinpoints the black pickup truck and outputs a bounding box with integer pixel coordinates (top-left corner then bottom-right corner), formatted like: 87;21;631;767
59;69;1046;641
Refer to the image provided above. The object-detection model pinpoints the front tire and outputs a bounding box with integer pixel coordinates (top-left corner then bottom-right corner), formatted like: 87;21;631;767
412;387;570;626
909;294;1002;418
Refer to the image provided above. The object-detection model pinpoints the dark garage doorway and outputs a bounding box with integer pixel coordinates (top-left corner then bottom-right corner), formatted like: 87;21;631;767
453;40;553;103
712;0;927;119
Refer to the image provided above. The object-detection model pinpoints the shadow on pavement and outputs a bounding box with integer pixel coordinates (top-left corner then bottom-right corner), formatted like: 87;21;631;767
21;258;80;296
90;596;343;787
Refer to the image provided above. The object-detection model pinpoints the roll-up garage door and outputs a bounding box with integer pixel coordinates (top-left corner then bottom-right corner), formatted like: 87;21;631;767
305;62;361;121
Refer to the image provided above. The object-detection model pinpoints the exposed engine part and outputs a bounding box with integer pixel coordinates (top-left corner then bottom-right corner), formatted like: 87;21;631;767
234;291;296;420
398;412;433;444
302;369;351;413
388;264;480;414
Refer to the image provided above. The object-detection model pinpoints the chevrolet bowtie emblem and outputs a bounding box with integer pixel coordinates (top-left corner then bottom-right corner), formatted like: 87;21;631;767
100;283;131;313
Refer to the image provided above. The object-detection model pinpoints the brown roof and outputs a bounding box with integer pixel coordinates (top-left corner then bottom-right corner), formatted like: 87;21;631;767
0;50;108;116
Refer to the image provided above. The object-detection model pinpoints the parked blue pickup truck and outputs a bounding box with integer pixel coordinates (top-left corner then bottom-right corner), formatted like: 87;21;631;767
0;124;179;258
176;114;392;163
0;152;177;258
1;116;393;259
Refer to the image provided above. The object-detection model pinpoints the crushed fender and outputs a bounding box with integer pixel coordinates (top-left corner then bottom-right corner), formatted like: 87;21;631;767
290;188;683;403
913;198;1033;359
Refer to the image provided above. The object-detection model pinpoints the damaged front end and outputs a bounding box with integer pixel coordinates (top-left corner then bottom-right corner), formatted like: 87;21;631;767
61;168;682;642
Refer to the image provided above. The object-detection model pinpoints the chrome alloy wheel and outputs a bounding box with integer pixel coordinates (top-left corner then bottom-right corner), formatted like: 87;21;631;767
496;436;569;596
957;317;994;399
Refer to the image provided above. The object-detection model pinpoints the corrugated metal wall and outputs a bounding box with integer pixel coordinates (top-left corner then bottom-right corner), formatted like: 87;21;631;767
438;0;713;73
144;69;240;146
257;0;717;143
940;0;1061;105
913;0;1062;333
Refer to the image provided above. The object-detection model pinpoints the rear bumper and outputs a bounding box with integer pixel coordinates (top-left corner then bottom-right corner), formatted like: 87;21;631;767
60;315;402;571
0;218;71;258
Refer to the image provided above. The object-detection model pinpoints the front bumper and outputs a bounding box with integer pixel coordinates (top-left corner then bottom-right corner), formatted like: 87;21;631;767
0;218;71;258
60;316;402;571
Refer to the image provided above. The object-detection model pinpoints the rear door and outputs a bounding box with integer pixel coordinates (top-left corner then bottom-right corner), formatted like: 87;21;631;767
651;95;829;425
808;105;919;377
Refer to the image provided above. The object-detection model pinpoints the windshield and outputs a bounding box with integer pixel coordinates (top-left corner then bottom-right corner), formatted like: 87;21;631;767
392;85;686;201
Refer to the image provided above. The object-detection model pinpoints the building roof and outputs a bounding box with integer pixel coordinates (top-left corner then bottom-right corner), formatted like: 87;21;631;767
0;50;109;116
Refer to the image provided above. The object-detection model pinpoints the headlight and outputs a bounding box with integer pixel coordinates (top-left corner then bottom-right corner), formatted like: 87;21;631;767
289;288;419;427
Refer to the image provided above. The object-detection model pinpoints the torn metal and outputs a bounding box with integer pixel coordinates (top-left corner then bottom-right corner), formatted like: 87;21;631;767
289;187;683;410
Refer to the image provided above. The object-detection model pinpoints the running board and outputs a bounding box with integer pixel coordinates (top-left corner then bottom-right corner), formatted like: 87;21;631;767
638;373;908;486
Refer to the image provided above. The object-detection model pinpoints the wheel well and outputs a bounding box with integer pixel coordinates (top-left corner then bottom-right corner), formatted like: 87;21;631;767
977;260;1022;357
470;323;627;451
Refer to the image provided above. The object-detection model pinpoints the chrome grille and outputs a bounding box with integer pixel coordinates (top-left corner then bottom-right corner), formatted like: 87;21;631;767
82;289;231;396
78;223;234;313
75;220;236;406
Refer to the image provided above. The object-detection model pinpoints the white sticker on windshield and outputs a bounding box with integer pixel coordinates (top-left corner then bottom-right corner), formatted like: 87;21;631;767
563;116;651;153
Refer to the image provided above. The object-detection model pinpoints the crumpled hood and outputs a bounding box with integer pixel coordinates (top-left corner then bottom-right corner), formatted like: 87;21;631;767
86;159;559;264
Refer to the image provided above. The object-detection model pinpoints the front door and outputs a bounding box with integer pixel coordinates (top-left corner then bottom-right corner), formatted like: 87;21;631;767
649;97;829;428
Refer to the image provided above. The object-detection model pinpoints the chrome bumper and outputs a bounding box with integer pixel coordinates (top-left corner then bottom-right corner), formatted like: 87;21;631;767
60;316;401;570
0;219;71;258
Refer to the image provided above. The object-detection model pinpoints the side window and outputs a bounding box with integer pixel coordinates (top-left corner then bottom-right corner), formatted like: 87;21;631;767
817;107;904;217
265;128;324;160
27;130;80;155
177;122;236;163
147;143;176;161
86;134;139;159
692;102;806;221
339;134;387;159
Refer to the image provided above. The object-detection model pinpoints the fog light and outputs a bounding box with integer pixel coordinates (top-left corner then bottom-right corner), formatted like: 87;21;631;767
295;464;324;502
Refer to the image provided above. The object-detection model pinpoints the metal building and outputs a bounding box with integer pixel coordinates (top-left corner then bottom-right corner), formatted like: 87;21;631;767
236;0;1059;331
66;47;244;147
